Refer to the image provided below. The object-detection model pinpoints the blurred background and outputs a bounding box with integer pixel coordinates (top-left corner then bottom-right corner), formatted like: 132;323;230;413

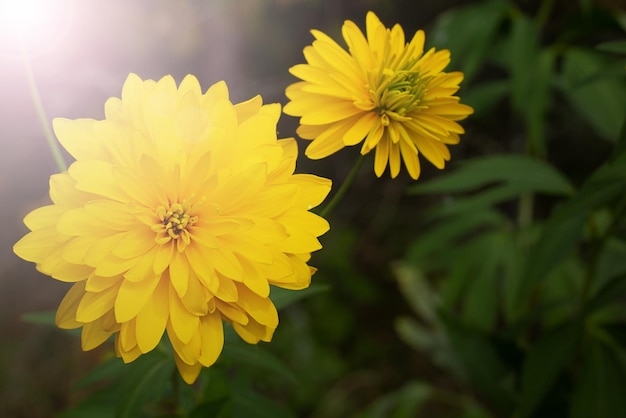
1;0;625;417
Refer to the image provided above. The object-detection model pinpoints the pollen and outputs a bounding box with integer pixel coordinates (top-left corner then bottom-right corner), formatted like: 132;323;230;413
152;200;198;251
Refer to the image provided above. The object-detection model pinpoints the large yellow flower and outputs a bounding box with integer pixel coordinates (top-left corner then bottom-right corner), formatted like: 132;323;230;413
284;11;473;180
13;74;331;384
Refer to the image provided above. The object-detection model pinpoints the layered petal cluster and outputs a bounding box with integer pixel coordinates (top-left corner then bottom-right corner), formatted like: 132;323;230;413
13;74;331;384
284;11;473;180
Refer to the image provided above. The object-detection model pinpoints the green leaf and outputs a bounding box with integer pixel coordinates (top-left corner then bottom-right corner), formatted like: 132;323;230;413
518;323;582;418
585;273;626;315
57;383;119;418
115;351;174;418
189;398;230;418
409;155;574;196
591;238;626;296
515;213;586;309
429;0;508;83
21;310;57;326
358;382;431;418
219;339;298;384
508;15;541;115
75;356;126;390
571;339;626;418
525;49;555;157
462;80;509;119
461;232;507;331
440;313;514;413
516;155;626;308
561;47;626;142
270;283;330;310
405;209;506;270
394;264;439;323
231;388;295;418
611;113;626;161
596;40;626;55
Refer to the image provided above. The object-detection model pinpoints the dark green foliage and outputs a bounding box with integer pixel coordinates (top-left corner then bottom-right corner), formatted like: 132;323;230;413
393;1;626;416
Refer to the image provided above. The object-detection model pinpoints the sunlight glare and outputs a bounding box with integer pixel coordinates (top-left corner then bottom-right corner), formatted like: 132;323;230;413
0;0;73;55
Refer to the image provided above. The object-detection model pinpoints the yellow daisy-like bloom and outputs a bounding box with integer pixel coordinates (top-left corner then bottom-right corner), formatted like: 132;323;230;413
284;11;473;180
13;74;331;384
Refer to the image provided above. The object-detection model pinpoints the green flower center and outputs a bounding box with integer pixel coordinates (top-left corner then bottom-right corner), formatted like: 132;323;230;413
371;68;428;126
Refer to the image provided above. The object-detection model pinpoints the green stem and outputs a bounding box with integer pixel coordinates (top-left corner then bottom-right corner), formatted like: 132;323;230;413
517;192;534;229
579;194;626;309
20;40;67;172
534;0;555;30
319;155;366;218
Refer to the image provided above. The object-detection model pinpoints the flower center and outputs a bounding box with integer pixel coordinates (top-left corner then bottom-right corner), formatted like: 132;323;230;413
152;200;198;250
371;68;428;126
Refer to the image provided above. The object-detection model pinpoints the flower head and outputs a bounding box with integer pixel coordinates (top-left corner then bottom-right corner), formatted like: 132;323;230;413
284;11;473;180
13;74;331;384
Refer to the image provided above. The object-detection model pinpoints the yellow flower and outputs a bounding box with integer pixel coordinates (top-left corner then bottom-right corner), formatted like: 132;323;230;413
13;74;331;384
284;11;473;180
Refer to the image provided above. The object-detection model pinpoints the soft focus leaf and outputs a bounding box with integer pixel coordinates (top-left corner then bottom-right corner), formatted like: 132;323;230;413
561;48;626;142
116;351;174;418
406;209;506;270
57;384;118;418
441;314;514;413
518;323;582;418
460;232;507;331
271;283;330;310
189;398;230;418
571;339;626;418
591;238;626;296
596;40;626;54
515;213;586;310
429;0;508;82
21;310;57;326
75;356;126;390
395;316;465;377
508;15;540;115
517;154;626;308
462;80;508;118
220;336;298;384
611;114;626;161
357;381;431;418
394;264;439;323
409;155;574;196
231;386;295;418
586;274;626;315
525;49;555;157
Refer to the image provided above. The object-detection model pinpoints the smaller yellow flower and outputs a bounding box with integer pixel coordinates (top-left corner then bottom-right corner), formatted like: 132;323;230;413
284;11;473;180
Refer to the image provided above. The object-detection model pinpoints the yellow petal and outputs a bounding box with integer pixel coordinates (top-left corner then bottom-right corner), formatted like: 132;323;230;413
235;285;278;328
399;138;421;180
374;136;390;177
169;285;200;344
174;353;202;384
198;312;224;366
76;283;120;323
232;316;274;344
53;117;102;161
81;320;114;351
389;142;401;179
55;281;86;329
343;112;376;146
135;276;169;353
169;252;189;297
115;275;160;322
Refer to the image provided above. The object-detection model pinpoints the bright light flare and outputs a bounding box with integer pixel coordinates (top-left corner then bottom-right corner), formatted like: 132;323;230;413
0;0;73;55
